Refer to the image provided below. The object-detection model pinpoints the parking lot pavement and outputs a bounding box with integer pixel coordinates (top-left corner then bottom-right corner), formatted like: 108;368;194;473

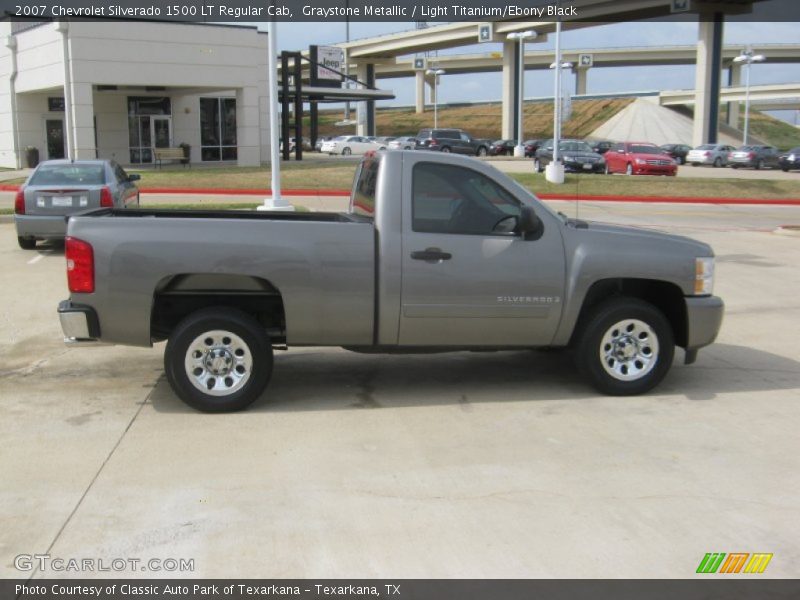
1;202;799;579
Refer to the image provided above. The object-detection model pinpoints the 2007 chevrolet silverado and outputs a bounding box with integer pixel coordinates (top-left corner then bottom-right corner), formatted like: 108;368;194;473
58;151;723;412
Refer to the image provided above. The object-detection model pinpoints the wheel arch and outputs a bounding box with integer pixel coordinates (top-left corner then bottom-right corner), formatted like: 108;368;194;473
151;273;286;344
568;278;688;349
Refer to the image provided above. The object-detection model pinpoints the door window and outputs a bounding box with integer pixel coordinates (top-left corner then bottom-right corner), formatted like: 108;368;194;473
412;163;521;236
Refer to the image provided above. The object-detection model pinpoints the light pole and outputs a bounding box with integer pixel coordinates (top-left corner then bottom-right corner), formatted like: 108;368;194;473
545;21;569;184
507;30;537;157
426;68;445;128
733;48;765;145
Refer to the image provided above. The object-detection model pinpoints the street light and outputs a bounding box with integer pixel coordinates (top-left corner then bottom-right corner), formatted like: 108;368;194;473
547;54;573;183
733;49;765;145
426;68;446;128
507;30;537;157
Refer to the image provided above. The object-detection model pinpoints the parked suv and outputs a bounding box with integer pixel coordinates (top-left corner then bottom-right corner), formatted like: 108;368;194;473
779;147;800;172
415;129;490;156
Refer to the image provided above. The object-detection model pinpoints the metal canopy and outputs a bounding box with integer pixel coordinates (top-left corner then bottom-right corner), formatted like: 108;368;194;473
279;85;395;103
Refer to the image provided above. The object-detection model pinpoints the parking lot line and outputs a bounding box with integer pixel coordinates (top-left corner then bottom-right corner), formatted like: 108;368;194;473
27;254;43;265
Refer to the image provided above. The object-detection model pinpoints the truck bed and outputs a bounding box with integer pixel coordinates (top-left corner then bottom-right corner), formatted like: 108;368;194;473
82;207;363;223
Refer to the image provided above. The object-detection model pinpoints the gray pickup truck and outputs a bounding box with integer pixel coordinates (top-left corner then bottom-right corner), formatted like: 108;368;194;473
58;151;723;412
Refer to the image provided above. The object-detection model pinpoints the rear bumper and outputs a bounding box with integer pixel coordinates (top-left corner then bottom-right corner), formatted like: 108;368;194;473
15;214;67;238
684;295;724;363
58;300;101;344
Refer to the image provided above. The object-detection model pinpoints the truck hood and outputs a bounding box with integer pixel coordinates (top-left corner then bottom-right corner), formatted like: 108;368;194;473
568;220;714;257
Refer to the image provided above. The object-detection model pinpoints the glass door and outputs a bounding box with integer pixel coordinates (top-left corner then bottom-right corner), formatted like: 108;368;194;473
152;117;172;150
46;119;66;159
129;116;152;164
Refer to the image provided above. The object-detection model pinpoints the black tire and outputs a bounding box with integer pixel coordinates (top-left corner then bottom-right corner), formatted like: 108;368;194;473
691;162;700;167
782;167;789;172
678;156;685;165
731;164;739;169
713;157;722;168
342;147;352;156
440;146;451;153
574;297;674;396
164;307;273;412
17;236;36;250
756;159;763;170
476;146;488;157
533;158;543;173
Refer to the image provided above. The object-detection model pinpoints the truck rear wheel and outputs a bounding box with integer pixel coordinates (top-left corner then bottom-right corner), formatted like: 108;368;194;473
575;297;674;396
17;236;36;250
164;307;273;412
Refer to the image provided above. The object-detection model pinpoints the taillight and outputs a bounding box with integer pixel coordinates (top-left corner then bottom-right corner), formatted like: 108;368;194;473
65;237;94;293
430;138;438;145
748;152;756;159
100;186;113;208
14;188;25;214
704;151;711;157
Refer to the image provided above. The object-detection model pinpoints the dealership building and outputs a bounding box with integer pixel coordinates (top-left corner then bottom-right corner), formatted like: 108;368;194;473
0;20;270;168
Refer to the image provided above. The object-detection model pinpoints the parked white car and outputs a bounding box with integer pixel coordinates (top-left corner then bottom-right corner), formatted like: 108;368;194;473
321;136;383;156
388;136;418;150
686;144;736;167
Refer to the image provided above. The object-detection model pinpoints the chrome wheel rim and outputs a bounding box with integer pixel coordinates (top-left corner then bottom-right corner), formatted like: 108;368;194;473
599;319;659;382
184;330;252;396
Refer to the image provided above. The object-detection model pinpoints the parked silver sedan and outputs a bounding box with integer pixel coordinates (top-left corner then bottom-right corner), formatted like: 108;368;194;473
14;159;140;249
686;144;737;167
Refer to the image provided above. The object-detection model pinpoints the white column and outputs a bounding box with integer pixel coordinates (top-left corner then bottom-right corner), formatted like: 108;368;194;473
69;82;95;159
415;70;425;114
355;63;370;136
501;39;516;140
236;86;260;167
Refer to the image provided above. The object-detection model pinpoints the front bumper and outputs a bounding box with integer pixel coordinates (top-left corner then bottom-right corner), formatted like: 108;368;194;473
58;300;101;344
683;295;724;363
633;164;677;176
15;214;67;239
564;161;604;173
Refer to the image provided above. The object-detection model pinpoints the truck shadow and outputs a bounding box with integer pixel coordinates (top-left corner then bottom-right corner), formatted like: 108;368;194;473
148;343;800;413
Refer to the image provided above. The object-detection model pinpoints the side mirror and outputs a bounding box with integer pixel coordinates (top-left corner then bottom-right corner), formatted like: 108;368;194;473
518;206;544;240
128;174;141;182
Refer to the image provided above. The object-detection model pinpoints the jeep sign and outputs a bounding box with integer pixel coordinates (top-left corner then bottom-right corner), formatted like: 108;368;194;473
317;46;344;83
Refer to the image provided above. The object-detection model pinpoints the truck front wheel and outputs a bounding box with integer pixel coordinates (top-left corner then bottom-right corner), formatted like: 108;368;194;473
575;297;674;395
164;308;273;412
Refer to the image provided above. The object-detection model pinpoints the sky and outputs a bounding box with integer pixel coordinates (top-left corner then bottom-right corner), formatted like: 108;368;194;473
259;20;800;125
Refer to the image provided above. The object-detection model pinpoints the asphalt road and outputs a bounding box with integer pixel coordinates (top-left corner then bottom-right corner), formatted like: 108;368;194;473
1;202;799;579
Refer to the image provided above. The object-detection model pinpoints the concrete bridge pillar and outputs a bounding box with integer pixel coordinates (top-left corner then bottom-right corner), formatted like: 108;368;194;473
727;62;742;127
355;63;376;137
415;70;425;114
692;14;724;146
575;68;588;96
501;39;519;140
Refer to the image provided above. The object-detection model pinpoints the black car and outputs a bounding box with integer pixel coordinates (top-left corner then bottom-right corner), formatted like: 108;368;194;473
659;143;692;165
533;139;605;174
523;139;543;157
415;128;490;156
488;139;517;156
779;147;800;172
591;140;614;155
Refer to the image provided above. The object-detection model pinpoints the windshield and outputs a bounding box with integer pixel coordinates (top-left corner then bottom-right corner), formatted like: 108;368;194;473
29;163;105;186
629;145;662;154
560;141;593;153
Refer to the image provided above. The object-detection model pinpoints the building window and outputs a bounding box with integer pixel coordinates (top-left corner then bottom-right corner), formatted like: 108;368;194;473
200;98;237;161
48;97;65;112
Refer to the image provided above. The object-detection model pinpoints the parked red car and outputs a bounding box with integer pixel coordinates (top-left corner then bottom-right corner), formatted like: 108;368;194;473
604;142;677;176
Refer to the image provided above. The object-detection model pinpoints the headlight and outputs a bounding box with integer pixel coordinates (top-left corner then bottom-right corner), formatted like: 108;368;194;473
789;154;796;161
563;155;575;162
695;257;715;295
635;158;646;165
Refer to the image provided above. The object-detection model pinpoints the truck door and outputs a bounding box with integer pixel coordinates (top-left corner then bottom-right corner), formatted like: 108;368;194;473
399;161;566;346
